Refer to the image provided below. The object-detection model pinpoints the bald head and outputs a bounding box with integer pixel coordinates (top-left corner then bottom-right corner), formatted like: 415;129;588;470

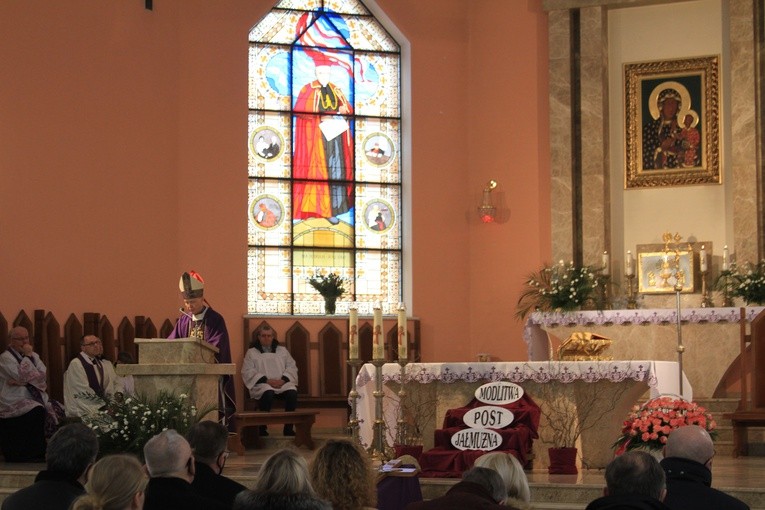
8;326;29;339
664;425;714;465
144;429;194;480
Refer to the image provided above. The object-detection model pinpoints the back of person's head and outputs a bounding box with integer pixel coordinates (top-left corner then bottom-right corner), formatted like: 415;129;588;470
474;451;531;503
461;466;507;503
47;423;99;479
186;420;228;464
253;448;315;496
71;454;147;510
605;450;666;500
233;490;331;510
664;424;715;466
143;429;192;478
310;439;376;510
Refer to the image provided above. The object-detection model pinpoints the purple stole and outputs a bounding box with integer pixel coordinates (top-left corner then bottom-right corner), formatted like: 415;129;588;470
77;353;105;397
7;348;44;405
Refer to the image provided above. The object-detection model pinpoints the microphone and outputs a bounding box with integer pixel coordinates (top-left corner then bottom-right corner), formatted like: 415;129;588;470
179;307;196;320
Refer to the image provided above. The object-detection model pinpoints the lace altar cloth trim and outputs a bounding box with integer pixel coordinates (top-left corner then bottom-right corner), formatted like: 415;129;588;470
355;361;657;389
526;306;764;328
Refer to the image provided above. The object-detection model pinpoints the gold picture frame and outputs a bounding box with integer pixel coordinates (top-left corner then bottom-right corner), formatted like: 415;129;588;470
637;250;695;294
625;55;720;189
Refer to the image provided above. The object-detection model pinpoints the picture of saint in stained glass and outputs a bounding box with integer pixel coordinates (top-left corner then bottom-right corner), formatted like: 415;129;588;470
250;195;284;230
363;199;394;234
251;127;284;161
363;132;394;167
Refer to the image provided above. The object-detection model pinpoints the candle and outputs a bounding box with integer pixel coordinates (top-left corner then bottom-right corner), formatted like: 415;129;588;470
349;304;359;360
602;251;610;276
397;303;407;361
373;303;383;360
700;245;707;272
626;250;634;276
723;245;729;271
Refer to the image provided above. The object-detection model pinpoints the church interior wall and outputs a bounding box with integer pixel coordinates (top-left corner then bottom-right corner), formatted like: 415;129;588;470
608;0;730;279
0;1;551;367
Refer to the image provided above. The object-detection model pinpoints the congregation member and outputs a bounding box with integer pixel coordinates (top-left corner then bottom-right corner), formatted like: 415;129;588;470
186;420;247;508
169;271;236;423
310;439;377;510
233;449;330;510
2;422;99;510
0;326;60;462
585;450;671;510
64;335;120;417
71;454;148;510
661;425;749;510
405;466;509;510
474;451;532;509
241;324;298;436
143;429;227;510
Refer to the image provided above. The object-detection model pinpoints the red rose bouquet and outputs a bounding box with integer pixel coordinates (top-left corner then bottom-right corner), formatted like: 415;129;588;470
613;395;717;454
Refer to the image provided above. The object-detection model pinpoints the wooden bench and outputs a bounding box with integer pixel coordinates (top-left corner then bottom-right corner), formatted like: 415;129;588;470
723;409;765;457
230;411;318;454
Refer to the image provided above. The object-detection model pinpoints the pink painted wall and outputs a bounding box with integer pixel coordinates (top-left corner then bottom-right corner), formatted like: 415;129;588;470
0;1;550;369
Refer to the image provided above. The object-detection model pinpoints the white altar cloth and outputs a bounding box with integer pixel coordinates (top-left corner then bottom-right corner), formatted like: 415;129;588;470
355;360;691;450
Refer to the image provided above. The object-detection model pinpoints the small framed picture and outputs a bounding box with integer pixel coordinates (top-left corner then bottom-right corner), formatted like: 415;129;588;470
637;251;695;294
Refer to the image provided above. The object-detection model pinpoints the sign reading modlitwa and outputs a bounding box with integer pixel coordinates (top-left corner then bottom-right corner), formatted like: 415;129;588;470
474;381;523;405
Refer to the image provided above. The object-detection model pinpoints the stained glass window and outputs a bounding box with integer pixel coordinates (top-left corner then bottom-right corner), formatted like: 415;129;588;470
247;0;402;315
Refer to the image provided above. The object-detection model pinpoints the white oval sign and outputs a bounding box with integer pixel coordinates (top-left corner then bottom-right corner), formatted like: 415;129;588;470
462;406;514;429
450;428;503;451
474;382;524;405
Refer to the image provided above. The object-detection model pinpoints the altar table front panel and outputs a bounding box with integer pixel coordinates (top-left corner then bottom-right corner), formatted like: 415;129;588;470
355;361;689;469
525;307;764;398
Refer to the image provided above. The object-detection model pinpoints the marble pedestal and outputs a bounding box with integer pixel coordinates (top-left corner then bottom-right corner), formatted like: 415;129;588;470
117;338;236;421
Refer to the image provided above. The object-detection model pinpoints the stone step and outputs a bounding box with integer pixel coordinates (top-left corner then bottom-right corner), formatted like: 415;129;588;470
0;471;36;490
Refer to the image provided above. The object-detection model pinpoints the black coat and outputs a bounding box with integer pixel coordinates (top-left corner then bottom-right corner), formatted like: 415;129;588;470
144;476;228;510
586;494;672;510
190;461;247;509
0;470;84;510
661;457;749;510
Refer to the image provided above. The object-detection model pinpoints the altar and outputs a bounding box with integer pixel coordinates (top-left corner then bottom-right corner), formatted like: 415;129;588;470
355;360;690;469
524;307;764;398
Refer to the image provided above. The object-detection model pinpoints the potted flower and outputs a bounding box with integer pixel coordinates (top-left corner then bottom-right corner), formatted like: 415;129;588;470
308;271;347;314
535;375;631;474
81;390;215;457
719;260;765;306
515;262;601;320
613;395;717;457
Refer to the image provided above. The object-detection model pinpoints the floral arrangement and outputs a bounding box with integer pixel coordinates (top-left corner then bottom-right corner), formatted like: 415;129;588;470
81;390;214;456
307;271;347;298
716;261;765;305
515;262;600;320
613;395;717;454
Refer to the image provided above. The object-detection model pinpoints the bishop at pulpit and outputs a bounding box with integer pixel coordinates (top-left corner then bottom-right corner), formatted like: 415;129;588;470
116;338;236;423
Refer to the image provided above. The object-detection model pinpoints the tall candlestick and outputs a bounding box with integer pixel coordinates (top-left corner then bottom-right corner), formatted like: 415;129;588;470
625;250;634;276
349;303;359;360
397;303;407;361
373;304;383;360
722;245;729;271
602;251;610;276
700;245;707;272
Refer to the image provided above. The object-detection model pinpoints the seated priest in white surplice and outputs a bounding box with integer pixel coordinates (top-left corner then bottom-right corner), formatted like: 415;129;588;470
241;325;299;436
63;335;120;417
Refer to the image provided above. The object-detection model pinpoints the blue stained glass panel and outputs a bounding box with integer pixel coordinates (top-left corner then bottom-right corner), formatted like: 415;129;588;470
249;44;291;111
